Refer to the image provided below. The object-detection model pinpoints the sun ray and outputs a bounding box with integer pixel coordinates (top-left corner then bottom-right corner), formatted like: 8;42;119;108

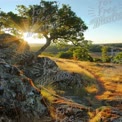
16;40;29;54
23;32;46;44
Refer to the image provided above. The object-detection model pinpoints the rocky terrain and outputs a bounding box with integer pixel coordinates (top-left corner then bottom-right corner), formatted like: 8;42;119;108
0;33;122;122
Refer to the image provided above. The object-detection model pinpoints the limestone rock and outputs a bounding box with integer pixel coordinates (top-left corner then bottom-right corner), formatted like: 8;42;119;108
23;57;82;88
0;59;46;121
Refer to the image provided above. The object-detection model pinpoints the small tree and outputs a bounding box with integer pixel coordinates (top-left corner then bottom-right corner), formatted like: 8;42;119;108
73;47;93;61
101;46;110;62
0;0;88;57
58;51;73;59
113;52;122;64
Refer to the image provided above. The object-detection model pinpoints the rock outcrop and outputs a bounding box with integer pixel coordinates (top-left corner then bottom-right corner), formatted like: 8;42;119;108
0;33;122;122
0;59;46;121
0;33;85;122
23;57;82;88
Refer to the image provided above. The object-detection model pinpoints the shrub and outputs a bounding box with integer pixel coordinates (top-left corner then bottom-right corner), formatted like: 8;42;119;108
101;46;110;63
73;48;93;61
93;58;102;62
58;51;73;59
58;47;93;62
113;52;122;64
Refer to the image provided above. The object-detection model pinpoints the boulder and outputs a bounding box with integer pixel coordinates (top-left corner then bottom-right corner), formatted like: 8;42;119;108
0;59;46;121
23;57;82;88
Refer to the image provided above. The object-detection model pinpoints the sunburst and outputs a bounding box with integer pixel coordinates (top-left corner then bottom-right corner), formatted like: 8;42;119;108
23;32;46;44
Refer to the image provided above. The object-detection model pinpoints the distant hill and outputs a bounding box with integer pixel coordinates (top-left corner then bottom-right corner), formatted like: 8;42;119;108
90;43;122;52
29;43;71;53
29;43;122;54
29;43;122;58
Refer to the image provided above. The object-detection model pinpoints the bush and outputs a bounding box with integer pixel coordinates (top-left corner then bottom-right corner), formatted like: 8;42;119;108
41;52;54;57
93;58;102;62
113;52;122;64
101;46;110;63
58;47;93;62
73;48;93;61
58;51;73;59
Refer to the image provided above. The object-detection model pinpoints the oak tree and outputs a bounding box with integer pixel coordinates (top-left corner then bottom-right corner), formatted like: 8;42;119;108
0;0;88;57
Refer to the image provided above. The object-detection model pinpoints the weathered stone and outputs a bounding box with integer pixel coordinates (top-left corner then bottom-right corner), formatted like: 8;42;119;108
52;104;89;122
23;57;83;88
0;60;46;121
14;51;35;65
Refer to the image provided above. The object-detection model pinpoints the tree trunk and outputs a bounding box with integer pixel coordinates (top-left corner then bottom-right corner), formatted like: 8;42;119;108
35;37;51;57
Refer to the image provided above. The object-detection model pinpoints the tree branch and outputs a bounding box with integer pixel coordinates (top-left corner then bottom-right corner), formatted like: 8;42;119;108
35;36;51;57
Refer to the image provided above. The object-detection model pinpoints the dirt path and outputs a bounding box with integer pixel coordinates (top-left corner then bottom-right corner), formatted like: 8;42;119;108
58;59;106;96
51;57;106;97
77;64;105;96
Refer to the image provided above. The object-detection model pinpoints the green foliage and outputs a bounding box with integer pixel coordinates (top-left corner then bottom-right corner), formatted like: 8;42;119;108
93;58;102;62
57;41;93;61
89;44;122;53
57;40;93;61
0;1;88;55
113;52;122;64
73;48;93;61
41;52;55;57
0;11;28;36
57;44;93;61
101;46;110;62
58;51;73;59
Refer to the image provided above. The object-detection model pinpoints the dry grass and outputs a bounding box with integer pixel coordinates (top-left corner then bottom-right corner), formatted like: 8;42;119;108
85;84;98;94
41;85;57;104
85;63;122;100
50;57;122;101
31;56;122;121
52;58;95;79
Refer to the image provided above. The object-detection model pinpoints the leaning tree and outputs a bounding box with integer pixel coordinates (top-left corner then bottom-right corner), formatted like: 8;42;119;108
0;0;88;57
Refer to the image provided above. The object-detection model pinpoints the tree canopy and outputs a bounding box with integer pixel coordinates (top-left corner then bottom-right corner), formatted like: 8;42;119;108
0;0;88;56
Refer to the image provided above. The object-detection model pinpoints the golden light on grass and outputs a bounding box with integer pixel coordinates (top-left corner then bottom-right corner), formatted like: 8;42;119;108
54;58;95;79
41;85;56;104
85;85;98;94
50;57;122;102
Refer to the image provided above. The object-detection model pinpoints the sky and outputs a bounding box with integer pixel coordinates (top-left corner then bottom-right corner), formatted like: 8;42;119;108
0;0;122;44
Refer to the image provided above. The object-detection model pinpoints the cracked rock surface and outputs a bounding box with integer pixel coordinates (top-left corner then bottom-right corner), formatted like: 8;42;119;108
0;59;46;121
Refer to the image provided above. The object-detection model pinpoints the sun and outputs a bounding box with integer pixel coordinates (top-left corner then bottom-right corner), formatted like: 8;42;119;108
23;32;46;44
